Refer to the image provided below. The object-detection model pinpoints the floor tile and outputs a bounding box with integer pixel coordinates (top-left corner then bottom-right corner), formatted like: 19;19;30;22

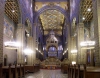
25;69;68;78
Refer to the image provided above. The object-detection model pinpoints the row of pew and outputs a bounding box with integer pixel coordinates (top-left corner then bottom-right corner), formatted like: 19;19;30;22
0;63;40;78
61;64;68;73
68;64;100;78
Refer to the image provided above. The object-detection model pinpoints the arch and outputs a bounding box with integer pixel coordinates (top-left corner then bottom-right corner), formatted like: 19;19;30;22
4;54;8;66
46;45;58;51
33;5;70;24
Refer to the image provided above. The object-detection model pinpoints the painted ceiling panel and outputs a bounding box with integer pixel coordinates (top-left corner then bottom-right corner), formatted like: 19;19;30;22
35;0;68;2
40;9;64;35
35;2;68;11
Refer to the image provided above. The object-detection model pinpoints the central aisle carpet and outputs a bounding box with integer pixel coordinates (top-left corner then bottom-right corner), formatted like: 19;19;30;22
25;69;68;78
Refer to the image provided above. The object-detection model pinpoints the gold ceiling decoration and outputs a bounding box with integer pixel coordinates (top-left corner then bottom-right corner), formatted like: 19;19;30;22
5;0;19;23
81;0;93;22
40;10;64;35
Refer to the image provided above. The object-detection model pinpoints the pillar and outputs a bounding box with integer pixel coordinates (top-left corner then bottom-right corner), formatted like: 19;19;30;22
93;0;100;66
16;24;25;64
67;25;71;63
27;36;34;65
33;23;37;64
70;37;77;62
77;23;85;64
0;0;4;63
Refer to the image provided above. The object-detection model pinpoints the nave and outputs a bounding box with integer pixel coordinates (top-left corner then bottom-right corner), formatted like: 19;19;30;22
25;69;67;78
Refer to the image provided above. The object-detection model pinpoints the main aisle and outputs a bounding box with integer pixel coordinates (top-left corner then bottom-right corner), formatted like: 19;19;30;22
25;69;68;78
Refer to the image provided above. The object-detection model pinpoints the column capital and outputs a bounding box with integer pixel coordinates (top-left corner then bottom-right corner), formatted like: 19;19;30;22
77;23;84;28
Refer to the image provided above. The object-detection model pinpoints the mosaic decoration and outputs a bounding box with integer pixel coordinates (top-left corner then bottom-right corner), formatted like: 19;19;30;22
35;2;68;11
40;9;64;35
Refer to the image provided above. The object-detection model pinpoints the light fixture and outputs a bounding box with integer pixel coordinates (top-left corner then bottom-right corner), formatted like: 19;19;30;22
87;8;91;12
82;17;85;20
4;41;21;49
12;10;15;13
80;41;95;47
71;50;77;53
63;53;65;55
36;48;38;50
24;48;33;55
72;61;76;65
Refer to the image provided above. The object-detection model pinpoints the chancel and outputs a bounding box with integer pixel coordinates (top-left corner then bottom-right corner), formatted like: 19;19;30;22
0;0;100;78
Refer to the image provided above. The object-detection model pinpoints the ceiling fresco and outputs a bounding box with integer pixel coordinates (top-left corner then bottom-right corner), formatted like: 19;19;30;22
40;10;65;35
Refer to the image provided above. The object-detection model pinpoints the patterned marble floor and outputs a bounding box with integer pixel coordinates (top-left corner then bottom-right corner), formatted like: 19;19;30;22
25;69;68;78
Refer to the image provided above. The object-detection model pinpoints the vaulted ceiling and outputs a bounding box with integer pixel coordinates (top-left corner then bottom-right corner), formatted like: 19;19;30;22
40;10;65;35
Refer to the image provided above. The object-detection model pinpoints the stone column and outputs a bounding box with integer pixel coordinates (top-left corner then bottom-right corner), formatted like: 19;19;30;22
27;36;34;65
67;25;71;63
32;23;37;64
70;37;77;62
16;24;25;64
93;0;100;66
77;23;85;64
0;0;4;63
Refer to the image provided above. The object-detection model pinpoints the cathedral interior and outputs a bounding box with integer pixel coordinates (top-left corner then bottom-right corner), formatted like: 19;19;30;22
0;0;100;78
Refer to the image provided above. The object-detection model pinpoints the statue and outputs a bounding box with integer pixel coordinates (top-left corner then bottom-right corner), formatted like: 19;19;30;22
72;17;76;26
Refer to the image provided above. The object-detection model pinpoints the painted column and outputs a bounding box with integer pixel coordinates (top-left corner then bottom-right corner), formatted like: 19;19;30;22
77;23;84;64
16;24;25;64
93;0;100;66
0;0;4;63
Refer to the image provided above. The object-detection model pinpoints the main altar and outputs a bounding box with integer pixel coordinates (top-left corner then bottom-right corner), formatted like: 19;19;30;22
41;57;61;69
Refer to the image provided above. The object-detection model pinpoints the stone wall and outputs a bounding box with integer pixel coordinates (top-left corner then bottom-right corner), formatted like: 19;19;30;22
0;0;4;63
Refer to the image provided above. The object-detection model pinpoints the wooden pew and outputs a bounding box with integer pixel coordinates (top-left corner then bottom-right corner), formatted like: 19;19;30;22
2;64;13;78
0;63;3;78
25;65;34;73
82;65;100;78
34;64;40;72
61;64;69;73
0;64;25;78
69;64;100;78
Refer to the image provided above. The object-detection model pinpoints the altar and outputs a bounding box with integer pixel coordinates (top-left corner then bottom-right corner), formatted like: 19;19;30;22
41;57;61;69
45;65;57;69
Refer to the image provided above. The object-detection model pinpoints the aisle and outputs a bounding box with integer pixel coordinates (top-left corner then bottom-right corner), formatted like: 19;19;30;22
25;69;68;78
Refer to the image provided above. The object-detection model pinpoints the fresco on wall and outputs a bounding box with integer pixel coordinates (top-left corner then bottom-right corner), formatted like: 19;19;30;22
4;19;14;39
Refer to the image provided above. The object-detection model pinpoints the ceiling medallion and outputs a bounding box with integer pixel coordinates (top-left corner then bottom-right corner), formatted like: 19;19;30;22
48;2;54;7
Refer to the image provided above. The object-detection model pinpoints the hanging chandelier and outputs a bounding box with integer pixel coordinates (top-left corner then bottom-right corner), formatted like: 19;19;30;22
4;41;21;49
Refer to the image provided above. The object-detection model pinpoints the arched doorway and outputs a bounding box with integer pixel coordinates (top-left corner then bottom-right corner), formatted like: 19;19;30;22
4;54;7;66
